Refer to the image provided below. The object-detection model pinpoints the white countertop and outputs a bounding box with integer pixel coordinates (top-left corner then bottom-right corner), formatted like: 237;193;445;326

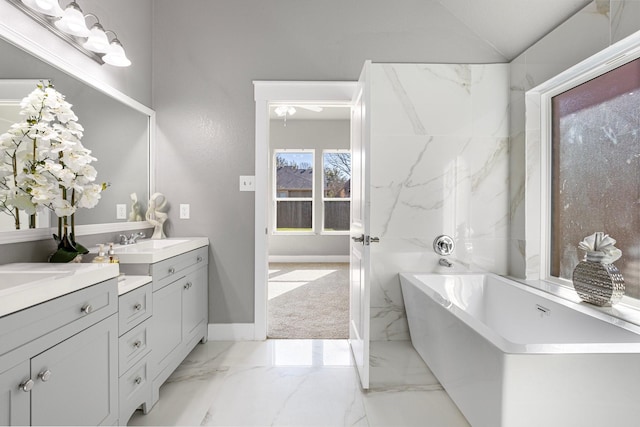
118;275;152;296
0;262;119;318
103;237;209;264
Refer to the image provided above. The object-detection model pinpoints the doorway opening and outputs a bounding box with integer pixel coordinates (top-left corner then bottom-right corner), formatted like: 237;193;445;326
253;81;356;341
266;103;351;339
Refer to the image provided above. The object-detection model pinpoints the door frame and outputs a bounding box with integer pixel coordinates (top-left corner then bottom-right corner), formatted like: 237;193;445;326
253;81;357;340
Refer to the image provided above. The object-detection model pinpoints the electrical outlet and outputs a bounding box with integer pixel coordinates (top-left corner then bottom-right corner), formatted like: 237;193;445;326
240;175;255;191
179;204;190;219
116;204;127;219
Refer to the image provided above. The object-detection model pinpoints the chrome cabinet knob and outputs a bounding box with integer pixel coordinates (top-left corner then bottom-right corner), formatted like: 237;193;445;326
133;340;142;349
19;379;34;392
168;267;175;275
38;370;52;382
133;303;142;311
81;304;93;314
184;282;192;290
134;376;142;385
197;256;203;263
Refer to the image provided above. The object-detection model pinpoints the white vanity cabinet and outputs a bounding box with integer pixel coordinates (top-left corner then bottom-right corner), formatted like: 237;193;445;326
117;280;153;424
119;244;208;407
0;277;119;426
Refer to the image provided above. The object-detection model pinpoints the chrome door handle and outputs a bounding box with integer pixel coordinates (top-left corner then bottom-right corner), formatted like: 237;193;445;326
369;236;380;243
351;235;364;243
19;379;34;392
38;370;52;382
81;304;93;314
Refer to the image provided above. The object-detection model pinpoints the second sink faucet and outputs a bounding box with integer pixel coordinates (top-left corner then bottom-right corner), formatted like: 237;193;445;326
119;232;146;245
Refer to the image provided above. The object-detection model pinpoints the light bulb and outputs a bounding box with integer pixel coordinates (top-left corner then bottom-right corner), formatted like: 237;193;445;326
21;0;64;17
83;23;110;53
102;39;131;67
54;2;91;38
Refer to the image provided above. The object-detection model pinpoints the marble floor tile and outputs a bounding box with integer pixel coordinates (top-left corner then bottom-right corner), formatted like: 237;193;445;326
363;389;470;427
369;340;441;390
128;339;469;427
201;366;367;426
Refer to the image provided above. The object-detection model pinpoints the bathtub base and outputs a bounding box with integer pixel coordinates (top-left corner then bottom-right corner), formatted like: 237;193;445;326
400;272;640;427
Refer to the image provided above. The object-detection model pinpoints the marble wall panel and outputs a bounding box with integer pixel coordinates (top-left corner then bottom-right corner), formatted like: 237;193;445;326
368;63;509;341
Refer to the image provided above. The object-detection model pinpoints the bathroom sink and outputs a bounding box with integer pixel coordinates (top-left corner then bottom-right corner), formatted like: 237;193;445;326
0;272;68;289
104;237;208;264
0;263;119;317
114;239;188;252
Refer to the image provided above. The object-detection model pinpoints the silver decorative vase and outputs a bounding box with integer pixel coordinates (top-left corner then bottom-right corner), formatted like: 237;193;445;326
572;253;625;307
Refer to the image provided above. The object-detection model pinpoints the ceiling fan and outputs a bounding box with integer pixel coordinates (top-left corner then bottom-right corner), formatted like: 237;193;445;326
273;104;323;117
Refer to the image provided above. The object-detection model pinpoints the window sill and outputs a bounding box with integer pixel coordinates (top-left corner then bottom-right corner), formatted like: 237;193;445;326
508;276;640;334
272;231;315;236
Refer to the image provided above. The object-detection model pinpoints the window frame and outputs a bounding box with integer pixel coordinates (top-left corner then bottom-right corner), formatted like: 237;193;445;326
321;149;351;235
272;148;315;235
539;45;640;309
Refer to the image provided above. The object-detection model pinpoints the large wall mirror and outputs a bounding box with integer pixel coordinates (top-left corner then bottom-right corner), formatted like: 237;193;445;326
0;29;153;243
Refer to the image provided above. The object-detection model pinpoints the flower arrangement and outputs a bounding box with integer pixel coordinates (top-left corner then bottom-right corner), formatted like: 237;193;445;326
0;80;107;262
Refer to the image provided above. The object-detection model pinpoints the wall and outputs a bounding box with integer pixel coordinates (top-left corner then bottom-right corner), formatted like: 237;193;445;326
508;0;640;279
152;0;507;325
268;119;350;259
368;63;510;340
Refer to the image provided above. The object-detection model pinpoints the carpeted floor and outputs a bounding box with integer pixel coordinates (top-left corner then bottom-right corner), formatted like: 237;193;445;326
268;263;349;339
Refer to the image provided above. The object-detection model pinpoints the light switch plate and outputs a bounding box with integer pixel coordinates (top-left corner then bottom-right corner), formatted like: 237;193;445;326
179;204;190;219
240;175;255;191
116;204;126;219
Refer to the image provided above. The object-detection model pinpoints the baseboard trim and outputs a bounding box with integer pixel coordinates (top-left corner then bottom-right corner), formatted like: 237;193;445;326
208;323;258;341
268;255;349;263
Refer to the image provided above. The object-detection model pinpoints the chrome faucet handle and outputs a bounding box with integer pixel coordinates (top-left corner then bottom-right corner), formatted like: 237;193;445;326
119;234;128;245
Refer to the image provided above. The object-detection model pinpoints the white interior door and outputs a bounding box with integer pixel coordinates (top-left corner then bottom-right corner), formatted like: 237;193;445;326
349;64;370;389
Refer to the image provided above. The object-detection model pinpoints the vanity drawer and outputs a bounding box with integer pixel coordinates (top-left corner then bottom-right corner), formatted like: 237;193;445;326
151;246;208;291
119;357;151;423
118;284;152;334
119;318;151;375
0;279;117;356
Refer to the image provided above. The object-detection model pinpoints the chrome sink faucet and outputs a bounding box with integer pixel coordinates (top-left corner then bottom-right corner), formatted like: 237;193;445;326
119;232;146;245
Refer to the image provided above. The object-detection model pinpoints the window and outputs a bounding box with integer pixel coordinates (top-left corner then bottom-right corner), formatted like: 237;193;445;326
322;150;351;232
274;150;314;232
550;56;640;299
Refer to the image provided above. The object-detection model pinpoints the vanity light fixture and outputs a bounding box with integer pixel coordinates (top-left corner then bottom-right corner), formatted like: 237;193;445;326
9;0;131;67
102;32;131;67
82;19;110;53
20;0;63;17
54;1;91;38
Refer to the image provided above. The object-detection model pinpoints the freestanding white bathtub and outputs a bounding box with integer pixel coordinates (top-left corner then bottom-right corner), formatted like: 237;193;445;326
399;273;640;427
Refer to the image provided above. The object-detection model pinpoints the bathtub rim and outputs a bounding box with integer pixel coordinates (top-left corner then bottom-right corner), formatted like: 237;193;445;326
399;272;640;355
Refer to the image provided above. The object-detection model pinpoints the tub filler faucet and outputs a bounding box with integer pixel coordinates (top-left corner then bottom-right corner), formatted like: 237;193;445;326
439;258;453;268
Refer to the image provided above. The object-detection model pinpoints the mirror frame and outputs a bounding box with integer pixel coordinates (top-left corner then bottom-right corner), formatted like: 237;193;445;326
0;17;155;244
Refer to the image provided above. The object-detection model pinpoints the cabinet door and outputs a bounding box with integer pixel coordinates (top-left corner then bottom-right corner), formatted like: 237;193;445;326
182;268;207;343
151;278;183;374
30;315;118;426
0;360;30;426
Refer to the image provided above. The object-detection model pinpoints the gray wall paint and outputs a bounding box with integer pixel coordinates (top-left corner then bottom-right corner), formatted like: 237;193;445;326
269;119;350;257
151;0;507;324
